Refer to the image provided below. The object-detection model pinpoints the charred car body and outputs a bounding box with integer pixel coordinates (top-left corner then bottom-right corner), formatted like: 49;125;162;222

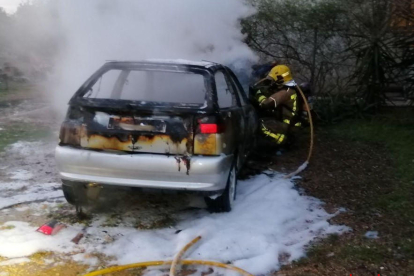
55;60;258;212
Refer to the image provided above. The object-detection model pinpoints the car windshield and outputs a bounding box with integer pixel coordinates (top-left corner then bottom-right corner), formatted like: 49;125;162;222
83;69;207;105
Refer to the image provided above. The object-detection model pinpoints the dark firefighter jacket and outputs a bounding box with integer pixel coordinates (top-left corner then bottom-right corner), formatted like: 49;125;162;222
253;85;304;144
255;85;302;126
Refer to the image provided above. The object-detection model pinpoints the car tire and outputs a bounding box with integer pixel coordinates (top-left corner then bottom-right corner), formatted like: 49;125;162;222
62;181;88;206
204;160;237;213
62;184;77;205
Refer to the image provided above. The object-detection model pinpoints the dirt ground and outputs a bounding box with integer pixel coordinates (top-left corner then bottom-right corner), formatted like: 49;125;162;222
271;119;414;276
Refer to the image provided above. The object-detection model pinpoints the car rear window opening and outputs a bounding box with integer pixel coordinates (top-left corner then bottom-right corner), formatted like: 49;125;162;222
82;69;207;105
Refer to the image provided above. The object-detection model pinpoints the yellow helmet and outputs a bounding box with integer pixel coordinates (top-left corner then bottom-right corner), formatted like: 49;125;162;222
267;65;293;84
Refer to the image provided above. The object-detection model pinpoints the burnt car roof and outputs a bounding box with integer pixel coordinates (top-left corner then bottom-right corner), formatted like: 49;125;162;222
104;59;220;69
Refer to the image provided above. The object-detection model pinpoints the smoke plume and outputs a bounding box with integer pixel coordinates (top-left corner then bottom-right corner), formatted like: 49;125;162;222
49;0;257;111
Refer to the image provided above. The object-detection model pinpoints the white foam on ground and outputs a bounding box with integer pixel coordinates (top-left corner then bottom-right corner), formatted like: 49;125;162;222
365;231;379;239
285;161;308;179
8;169;34;181
0;141;350;274
97;174;350;274
0;186;63;209
14;206;30;212
0;221;82;258
72;253;100;267
0;257;31;266
0;141;62;210
0;173;350;274
0;182;28;192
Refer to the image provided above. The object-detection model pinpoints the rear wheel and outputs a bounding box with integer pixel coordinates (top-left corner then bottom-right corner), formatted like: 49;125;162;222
62;181;90;217
204;161;237;213
62;184;77;205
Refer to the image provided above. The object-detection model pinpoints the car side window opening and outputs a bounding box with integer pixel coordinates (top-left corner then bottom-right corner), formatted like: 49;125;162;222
228;74;247;106
215;71;237;108
86;69;122;99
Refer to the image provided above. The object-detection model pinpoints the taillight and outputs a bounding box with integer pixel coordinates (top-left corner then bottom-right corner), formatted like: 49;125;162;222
199;123;224;134
59;121;82;146
59;106;85;146
194;117;224;155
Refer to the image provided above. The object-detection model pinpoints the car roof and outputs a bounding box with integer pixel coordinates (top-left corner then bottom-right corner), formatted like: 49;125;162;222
105;59;219;69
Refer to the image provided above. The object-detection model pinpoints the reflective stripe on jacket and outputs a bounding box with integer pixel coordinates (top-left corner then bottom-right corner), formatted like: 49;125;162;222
282;94;301;127
255;90;267;104
254;87;301;127
261;122;286;145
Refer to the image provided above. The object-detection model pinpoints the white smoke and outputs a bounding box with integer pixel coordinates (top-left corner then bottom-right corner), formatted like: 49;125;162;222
49;0;257;112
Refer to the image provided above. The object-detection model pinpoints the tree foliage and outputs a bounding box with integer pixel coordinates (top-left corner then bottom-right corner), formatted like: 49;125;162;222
0;1;60;80
242;0;414;109
242;0;349;93
345;0;414;107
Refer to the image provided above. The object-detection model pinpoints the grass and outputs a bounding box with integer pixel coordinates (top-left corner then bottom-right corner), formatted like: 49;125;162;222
301;241;387;265
0;80;52;151
0;224;15;230
330;109;414;261
0;81;42;103
0;122;53;152
329;108;414;221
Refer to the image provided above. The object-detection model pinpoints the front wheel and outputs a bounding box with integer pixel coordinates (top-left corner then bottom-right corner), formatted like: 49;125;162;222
204;162;237;213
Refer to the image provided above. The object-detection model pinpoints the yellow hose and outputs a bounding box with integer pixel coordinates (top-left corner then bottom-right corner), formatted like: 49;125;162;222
170;236;202;276
83;235;254;276
298;85;314;163
83;259;253;276
284;85;315;179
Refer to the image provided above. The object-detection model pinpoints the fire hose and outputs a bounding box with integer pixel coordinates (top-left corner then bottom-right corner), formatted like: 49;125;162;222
83;236;254;276
284;84;314;179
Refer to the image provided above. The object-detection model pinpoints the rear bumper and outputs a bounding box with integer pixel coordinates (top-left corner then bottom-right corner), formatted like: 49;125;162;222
55;146;233;192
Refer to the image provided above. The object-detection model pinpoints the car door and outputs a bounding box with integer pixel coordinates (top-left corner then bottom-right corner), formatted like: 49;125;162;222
226;68;258;163
214;69;244;161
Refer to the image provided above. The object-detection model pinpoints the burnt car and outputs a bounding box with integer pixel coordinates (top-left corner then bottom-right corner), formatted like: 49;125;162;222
55;60;258;212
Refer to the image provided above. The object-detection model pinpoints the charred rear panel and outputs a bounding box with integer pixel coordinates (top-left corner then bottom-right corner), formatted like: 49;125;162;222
60;110;195;155
81;112;193;154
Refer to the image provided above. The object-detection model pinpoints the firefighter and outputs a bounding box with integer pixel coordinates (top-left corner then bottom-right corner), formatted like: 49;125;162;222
252;64;306;149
